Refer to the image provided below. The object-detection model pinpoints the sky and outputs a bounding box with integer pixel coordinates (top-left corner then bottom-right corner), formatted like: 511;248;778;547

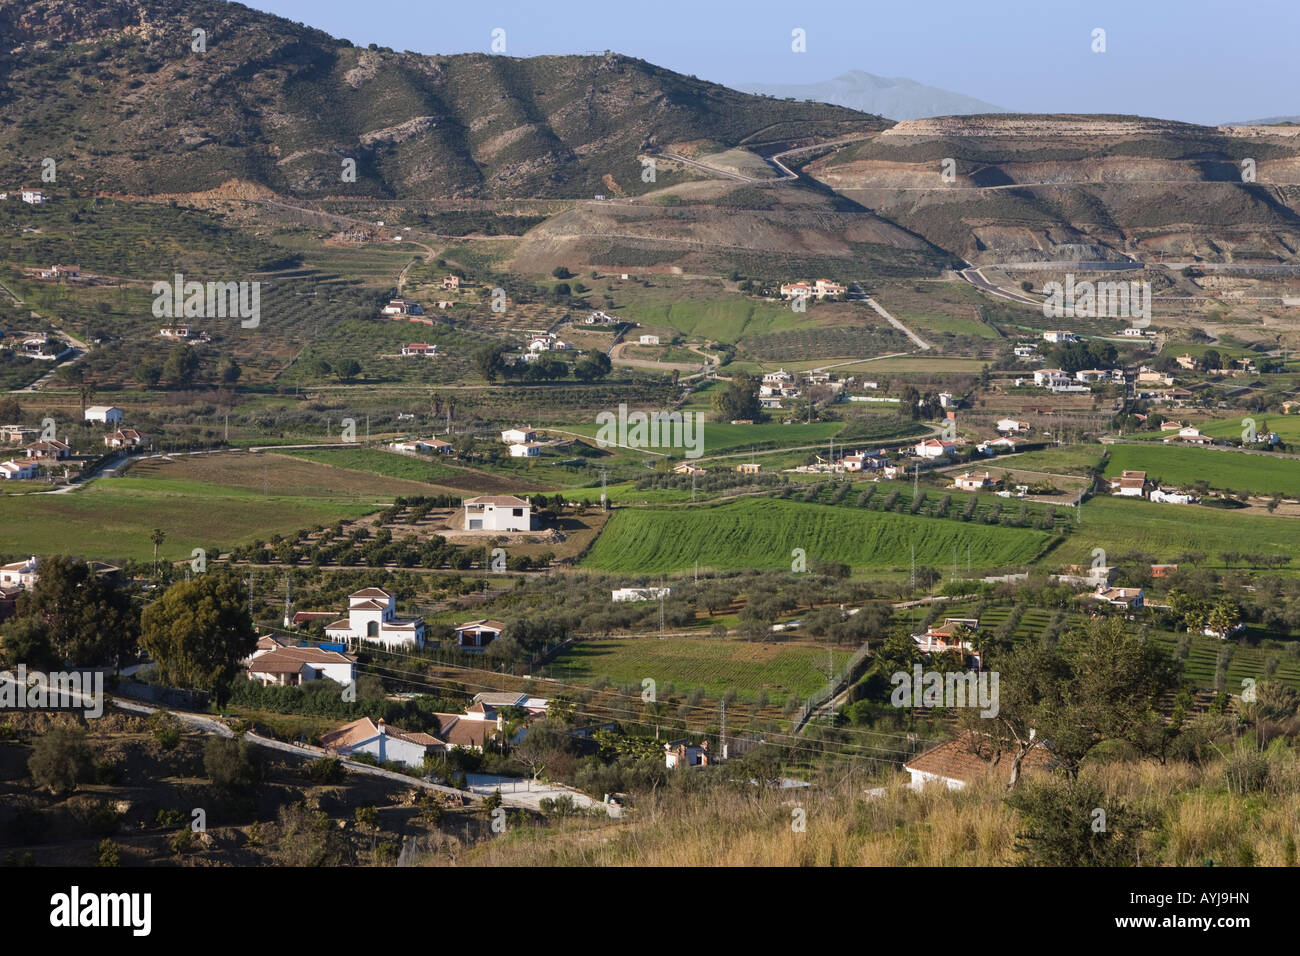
244;0;1300;125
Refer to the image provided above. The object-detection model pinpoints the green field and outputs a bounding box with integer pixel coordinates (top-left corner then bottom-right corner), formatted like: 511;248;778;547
1105;443;1300;497
545;636;849;705
1057;496;1300;567
564;419;845;459
279;447;465;484
1197;415;1300;444
581;497;1054;574
0;478;376;562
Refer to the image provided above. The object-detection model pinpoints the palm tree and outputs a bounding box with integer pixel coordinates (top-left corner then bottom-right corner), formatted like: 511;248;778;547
150;528;166;575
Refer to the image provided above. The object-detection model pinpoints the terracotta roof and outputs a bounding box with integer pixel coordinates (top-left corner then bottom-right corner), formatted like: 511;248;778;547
249;646;356;673
464;495;530;507
349;587;391;598
320;717;439;751
433;715;499;749
454;619;508;632
905;732;1054;785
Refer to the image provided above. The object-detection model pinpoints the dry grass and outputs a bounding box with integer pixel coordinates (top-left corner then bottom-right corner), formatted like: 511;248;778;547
450;749;1300;867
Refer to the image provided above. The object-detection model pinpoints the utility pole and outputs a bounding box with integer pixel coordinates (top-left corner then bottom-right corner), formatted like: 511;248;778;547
719;698;727;759
599;467;608;511
659;588;666;639
910;542;916;598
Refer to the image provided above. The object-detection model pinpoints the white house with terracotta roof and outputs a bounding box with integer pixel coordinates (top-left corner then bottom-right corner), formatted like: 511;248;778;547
104;428;151;450
463;495;531;532
401;343;438;357
324;587;427;649
453;619;507;649
1089;586;1144;609
508;441;543;458
905;732;1054;791
951;471;994;492
913;438;954;459
319;717;442;768
246;641;357;687
1109;470;1148;497
0;556;38;588
24;439;70;460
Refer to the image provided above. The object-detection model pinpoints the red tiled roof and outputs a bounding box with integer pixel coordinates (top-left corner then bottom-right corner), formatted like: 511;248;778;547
906;733;1054;785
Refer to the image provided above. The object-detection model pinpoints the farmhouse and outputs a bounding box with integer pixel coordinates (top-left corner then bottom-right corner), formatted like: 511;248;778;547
1109;470;1148;497
1013;345;1038;358
586;310;619;325
951;471;994;492
672;462;707;476
159;325;191;339
612;587;674;603
0;556;38;588
1149;487;1198;504
20;188;45;204
0;426;39;444
442;275;461;290
664;738;711;769
638;334;660;346
1162;426;1212;445
779;279;846;300
84;406;124;425
1041;330;1077;343
996;419;1029;434
1033;369;1071;388
913;438;954;459
501;427;537;444
1137;368;1175;387
508;442;544;458
464;691;549;724
912;617;980;657
319;717;442;769
1175;353;1198;370
454;619;507;649
978;437;1018;454
103;429;151;450
400;343;438;357
463;495;531;532
24;439;70;460
246;644;358;687
735;462;761;475
1090;586;1145;609
1151;564;1179;578
323;587;427;650
0;459;38;480
382;299;422;316
391;438;453;455
904;732;1054;791
1074;368;1109;383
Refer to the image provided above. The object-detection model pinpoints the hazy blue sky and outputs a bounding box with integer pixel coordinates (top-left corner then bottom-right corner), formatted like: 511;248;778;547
246;0;1298;125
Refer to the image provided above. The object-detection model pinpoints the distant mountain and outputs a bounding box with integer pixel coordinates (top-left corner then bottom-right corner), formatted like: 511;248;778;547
1221;116;1300;126
738;71;1009;121
0;0;887;199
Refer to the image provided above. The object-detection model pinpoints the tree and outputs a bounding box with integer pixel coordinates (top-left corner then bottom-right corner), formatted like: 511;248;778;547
1006;776;1157;866
14;556;138;667
134;363;162;388
163;343;200;386
139;574;257;703
1;616;55;670
711;373;761;422
204;737;263;798
333;358;362;382
217;356;241;385
473;345;506;382
551;266;573;280
29;724;92;794
574;350;612;382
150;528;166;575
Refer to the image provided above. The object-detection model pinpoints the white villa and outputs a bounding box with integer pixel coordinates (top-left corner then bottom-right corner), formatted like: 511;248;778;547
463;495;531;532
84;406;124;424
324;587;427;650
508;442;543;458
246;635;358;687
501;427;537;444
0;556;38;588
0;460;38;480
612;587;674;603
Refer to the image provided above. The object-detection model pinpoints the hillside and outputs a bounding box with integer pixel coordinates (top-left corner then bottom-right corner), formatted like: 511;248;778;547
738;70;1009;121
805;114;1300;264
0;0;886;199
